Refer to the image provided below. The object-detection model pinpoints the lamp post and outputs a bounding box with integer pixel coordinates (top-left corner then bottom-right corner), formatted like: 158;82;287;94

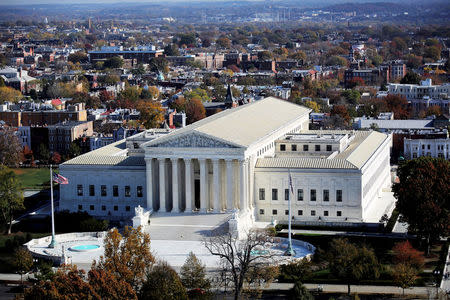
48;164;56;248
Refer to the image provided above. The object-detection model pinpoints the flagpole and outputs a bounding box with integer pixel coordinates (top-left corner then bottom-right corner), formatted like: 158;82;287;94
285;169;295;256
48;164;56;248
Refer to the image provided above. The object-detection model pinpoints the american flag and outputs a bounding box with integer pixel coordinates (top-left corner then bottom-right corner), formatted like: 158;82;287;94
53;173;68;185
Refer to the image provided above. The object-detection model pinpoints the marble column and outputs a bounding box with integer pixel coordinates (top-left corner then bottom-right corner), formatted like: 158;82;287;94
158;158;166;212
226;159;234;211
171;158;179;213
199;158;207;213
145;158;153;211
212;159;220;213
184;159;192;212
239;159;246;211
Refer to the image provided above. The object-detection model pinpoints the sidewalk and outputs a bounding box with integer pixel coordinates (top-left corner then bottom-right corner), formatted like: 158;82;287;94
265;283;438;297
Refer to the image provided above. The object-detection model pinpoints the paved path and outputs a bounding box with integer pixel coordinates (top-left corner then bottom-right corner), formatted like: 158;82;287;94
441;246;450;293
265;283;439;297
280;229;415;239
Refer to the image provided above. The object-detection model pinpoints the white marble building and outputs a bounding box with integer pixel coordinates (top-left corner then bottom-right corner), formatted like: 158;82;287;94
60;97;394;225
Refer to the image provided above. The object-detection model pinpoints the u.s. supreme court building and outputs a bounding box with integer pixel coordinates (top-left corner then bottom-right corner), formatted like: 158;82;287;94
60;97;395;230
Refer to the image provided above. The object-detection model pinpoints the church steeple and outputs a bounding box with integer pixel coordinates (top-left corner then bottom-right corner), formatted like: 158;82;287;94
225;84;237;108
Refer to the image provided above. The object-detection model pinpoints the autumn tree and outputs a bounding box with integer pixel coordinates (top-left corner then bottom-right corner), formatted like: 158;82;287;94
330;105;351;125
93;226;155;290
303;100;320;113
140;261;188;300
0;166;24;234
392;241;425;271
216;37;231;49
0;127;22;167
51;152;61;164
184;88;210;102
0;86;23;103
393;157;450;254
383;94;410;119
392;263;418;295
327;238;380;295
204;229;277;300
137;100;165;129
180;252;210;291
425;105;442;116
25;264;137;300
13;247;33;284
278;259;312;283
185;98;206;125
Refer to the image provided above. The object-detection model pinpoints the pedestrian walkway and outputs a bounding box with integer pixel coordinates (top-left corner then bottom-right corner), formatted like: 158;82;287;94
440;246;450;293
264;283;438;297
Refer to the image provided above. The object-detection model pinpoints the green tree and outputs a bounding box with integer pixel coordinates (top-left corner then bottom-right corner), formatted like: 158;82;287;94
327;238;380;294
0;166;24;234
325;55;348;67
258;51;273;61
400;71;421;84
290;281;314;300
279;259;312;283
342;90;361;105
13;247;33;284
140;261;188;300
184;88;210;102
68;142;81;158
180;252;211;291
104;56;123;69
393;157;450;254
68;51;88;64
149;57;169;74
164;43;180;56
37;143;50;164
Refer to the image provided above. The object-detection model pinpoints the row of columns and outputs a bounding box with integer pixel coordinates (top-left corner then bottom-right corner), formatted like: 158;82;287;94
145;157;250;213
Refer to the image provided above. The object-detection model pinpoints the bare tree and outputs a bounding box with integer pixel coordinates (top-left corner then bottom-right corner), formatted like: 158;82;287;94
0;127;22;167
204;229;277;300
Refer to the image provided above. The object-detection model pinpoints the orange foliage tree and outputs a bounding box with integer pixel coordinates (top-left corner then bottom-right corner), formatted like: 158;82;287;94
136;100;165;128
392;241;425;271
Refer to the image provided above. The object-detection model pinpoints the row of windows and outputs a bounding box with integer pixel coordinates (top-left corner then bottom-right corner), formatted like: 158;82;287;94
77;185;143;197
259;208;342;217
259;188;342;202
280;144;333;152
257;142;275;156
78;204;132;212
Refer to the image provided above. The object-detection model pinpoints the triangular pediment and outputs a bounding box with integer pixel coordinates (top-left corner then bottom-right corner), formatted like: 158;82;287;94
148;132;239;148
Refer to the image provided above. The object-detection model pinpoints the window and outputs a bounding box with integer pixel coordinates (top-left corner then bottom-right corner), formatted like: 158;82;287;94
78;205;83;210
337;211;342;217
285;210;289;215
422;144;425;149
113;185;118;197
285;189;289;200
137;186;143;197
272;189;278;200
272;209;277;215
125;186;131;197
101;185;107;197
427;144;430;150
298;210;303;216
310;189;316;201
336;190;342;202
291;144;297;151
413;153;418;158
280;144;286;151
114;205;118;211
326;145;332;151
324;210;329;216
89;185;95;196
77;185;83;196
323;190;329;202
90;205;94;211
303;145;309;151
297;189;303;201
126;206;130;212
259;209;264;215
101;205;106;211
259;188;265;200
315;145;320;151
311;210;316;216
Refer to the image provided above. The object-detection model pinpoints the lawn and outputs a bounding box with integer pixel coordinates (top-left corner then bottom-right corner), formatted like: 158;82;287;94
12;168;57;190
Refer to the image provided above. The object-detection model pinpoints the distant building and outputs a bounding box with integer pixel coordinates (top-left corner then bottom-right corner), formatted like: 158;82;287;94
48;121;93;154
0;67;38;93
88;45;163;64
344;68;389;88
404;133;449;160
